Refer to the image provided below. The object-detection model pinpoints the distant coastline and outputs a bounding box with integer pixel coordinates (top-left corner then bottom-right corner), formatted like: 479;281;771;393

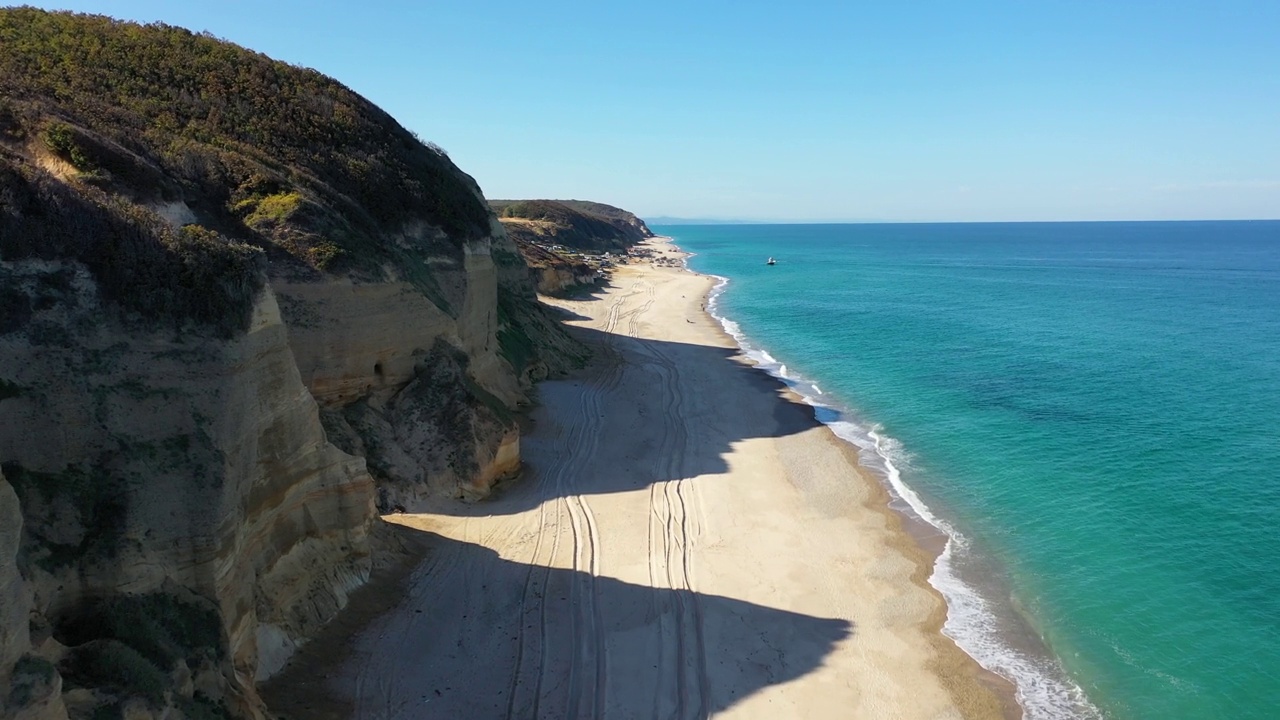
647;216;896;225
649;217;1280;226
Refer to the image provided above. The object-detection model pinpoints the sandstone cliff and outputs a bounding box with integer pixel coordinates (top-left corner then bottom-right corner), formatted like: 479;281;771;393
490;199;654;252
488;197;650;253
507;232;608;295
0;261;377;718
0;9;586;718
492;199;653;295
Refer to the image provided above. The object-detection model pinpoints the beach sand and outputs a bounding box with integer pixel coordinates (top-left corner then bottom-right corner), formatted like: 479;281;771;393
263;237;1014;719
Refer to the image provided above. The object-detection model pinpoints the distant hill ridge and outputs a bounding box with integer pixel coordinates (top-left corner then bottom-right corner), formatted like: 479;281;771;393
491;199;653;252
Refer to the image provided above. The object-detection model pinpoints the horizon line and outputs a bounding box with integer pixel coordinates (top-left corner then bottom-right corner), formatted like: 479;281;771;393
645;217;1280;226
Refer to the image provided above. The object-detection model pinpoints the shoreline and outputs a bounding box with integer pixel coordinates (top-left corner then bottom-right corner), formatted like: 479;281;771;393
668;234;1102;720
661;238;1023;719
266;236;1015;718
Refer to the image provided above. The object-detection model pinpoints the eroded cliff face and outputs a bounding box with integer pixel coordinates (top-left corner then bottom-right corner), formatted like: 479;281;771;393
534;265;604;295
0;216;590;713
0;11;598;716
1;470;34;717
0;224;584;718
490;199;654;253
274;223;535;510
0;470;24;675
0;261;375;717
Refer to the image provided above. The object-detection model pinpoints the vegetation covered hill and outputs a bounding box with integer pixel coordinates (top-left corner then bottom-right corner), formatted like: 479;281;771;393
0;10;589;720
0;7;493;332
491;199;653;252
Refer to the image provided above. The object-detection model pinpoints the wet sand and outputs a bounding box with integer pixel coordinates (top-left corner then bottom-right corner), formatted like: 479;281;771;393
264;238;1013;719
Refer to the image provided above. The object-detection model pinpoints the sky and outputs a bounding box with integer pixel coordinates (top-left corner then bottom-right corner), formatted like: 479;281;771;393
18;1;1280;222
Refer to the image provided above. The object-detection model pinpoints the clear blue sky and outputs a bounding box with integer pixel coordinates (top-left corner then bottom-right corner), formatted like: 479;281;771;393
21;1;1280;221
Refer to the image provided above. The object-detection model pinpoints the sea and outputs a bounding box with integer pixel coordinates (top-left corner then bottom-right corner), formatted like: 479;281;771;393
653;221;1280;720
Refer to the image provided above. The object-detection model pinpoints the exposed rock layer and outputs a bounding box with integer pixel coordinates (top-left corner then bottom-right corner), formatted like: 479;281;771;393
494;200;652;295
0;9;593;718
0;229;557;716
490;199;653;252
0;262;377;716
0;470;31;704
506;230;607;295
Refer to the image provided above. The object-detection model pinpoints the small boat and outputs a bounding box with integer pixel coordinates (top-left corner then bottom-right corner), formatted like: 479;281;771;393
766;257;776;265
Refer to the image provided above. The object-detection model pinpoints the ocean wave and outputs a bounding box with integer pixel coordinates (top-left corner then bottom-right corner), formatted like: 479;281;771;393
698;266;1105;720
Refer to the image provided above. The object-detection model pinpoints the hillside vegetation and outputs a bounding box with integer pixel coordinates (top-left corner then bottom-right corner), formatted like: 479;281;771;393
0;155;265;336
491;199;653;252
0;10;591;720
0;7;493;332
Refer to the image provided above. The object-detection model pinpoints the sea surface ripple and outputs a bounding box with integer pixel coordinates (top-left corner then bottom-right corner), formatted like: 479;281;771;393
660;221;1280;720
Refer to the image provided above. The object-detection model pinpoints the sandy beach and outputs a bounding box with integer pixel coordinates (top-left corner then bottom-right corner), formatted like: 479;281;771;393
265;237;1012;719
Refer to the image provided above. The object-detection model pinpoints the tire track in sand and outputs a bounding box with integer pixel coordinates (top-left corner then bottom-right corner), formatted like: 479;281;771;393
654;338;713;720
353;535;464;720
516;281;641;718
563;279;650;718
504;477;558;718
631;276;712;720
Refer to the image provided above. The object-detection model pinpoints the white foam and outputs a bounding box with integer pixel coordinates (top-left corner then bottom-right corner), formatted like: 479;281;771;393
691;259;1105;720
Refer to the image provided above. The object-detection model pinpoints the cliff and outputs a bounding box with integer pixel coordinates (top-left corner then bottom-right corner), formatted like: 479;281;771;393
491;199;652;294
0;271;374;718
491;199;653;253
0;9;583;718
511;239;610;296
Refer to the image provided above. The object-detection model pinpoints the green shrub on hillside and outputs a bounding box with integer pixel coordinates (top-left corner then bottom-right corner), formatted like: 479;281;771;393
42;121;94;170
91;594;223;668
64;640;168;704
54;593;225;710
496;288;536;371
1;462;130;570
0;158;264;335
7;655;57;708
13;655;56;685
235;191;303;228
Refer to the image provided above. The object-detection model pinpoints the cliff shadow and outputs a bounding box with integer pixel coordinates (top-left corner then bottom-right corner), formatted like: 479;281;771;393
541;304;594;323
539;277;619;303
442;325;826;517
262;525;853;719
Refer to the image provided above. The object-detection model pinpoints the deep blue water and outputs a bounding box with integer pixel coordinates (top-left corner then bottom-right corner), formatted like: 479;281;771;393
656;221;1280;720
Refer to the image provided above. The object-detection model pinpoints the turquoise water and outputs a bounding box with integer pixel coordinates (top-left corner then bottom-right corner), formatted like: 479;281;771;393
656;222;1280;720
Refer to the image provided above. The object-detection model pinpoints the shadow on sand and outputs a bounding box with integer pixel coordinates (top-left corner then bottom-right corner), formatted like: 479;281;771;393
262;290;861;718
263;525;852;720
435;323;826;519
